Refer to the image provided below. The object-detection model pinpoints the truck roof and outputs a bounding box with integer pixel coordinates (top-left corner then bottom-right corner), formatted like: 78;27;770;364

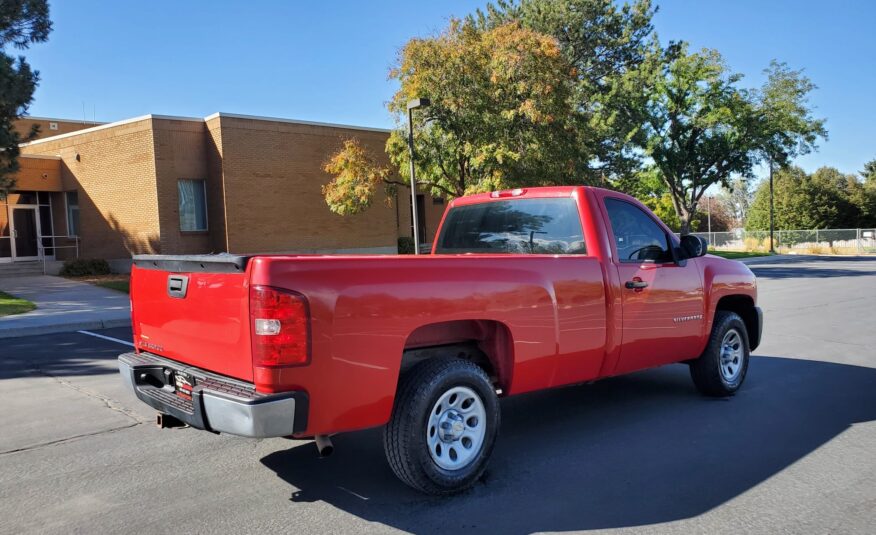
449;185;616;207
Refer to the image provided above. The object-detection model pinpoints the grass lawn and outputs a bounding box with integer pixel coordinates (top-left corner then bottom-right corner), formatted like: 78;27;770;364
0;290;36;317
67;274;130;294
709;251;772;260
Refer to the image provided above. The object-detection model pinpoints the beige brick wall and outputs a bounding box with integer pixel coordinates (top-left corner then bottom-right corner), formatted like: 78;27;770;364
151;118;217;254
214;115;401;254
423;194;448;243
14;156;61;191
395;186;449;246
205;116;229;252
20;118;162;259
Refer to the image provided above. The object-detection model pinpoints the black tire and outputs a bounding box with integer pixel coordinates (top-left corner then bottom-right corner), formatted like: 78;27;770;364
690;310;750;397
383;358;500;495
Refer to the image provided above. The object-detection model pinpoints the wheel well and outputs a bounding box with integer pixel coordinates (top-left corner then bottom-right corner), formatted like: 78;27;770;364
715;295;759;350
401;320;513;392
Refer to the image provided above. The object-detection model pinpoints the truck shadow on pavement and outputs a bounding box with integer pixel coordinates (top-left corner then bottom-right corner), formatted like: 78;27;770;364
261;355;876;533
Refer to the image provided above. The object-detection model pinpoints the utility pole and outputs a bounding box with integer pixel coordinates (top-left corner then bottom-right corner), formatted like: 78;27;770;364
707;195;712;240
769;159;775;253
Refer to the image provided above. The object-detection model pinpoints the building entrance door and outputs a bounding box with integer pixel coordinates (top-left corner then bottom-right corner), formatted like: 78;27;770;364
11;206;41;260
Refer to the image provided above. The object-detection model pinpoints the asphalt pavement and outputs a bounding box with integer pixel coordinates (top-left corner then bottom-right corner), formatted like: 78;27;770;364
1;256;875;534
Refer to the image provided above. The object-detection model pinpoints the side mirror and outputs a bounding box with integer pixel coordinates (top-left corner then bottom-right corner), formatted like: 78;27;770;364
680;235;708;258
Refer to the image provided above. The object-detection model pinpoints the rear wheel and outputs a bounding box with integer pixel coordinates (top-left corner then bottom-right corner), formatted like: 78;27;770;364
690;311;750;396
383;358;499;495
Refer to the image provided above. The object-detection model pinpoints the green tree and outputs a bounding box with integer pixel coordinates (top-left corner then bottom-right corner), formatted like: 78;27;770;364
473;0;663;180
614;165;684;230
323;0;665;214
0;0;52;195
630;48;826;234
862;159;876;187
746;166;850;230
856;159;876;226
716;177;752;228
323;19;579;214
810;166;862;228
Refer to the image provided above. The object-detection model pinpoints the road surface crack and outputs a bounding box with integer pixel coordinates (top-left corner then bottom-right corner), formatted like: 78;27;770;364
0;423;139;456
7;357;146;425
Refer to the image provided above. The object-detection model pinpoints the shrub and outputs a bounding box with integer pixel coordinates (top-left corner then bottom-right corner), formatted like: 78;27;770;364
742;237;769;252
397;237;415;255
60;258;111;277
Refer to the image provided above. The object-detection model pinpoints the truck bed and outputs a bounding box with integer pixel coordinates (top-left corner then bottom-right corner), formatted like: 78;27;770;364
130;253;608;435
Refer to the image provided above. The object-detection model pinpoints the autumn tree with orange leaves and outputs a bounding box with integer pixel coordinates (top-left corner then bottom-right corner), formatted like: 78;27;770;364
323;19;579;215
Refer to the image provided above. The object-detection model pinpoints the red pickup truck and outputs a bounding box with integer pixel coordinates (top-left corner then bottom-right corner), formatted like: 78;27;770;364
119;185;761;495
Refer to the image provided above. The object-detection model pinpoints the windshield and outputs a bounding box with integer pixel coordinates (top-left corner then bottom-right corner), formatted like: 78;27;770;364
434;198;586;254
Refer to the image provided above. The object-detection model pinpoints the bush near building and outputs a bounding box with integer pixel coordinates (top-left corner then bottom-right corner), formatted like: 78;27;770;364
59;258;111;277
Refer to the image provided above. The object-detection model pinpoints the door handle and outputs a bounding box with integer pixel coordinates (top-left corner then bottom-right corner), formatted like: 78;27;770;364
625;279;648;290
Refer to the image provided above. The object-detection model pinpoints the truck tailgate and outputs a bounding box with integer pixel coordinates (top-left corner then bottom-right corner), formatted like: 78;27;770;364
131;255;253;382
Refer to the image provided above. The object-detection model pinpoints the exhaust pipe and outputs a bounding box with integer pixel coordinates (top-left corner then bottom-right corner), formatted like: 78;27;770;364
314;435;334;457
156;412;186;429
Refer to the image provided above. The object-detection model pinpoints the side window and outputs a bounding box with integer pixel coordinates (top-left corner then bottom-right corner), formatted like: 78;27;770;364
604;198;673;263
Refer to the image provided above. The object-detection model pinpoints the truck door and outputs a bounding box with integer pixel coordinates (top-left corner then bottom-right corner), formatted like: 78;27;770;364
602;197;705;374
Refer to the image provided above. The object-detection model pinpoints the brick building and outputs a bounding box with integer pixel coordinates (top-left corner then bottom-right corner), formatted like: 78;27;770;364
1;113;445;270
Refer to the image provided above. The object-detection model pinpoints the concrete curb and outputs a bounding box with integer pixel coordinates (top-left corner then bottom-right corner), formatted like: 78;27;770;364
0;318;132;339
739;254;798;265
736;254;865;265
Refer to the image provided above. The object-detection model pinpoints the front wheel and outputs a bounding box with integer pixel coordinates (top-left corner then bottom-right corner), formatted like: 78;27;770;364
690;311;750;396
383;358;500;495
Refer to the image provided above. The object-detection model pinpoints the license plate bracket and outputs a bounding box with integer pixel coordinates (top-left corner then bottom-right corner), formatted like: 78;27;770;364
173;370;195;400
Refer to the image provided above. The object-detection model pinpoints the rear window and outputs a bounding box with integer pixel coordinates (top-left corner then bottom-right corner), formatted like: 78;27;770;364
435;198;586;254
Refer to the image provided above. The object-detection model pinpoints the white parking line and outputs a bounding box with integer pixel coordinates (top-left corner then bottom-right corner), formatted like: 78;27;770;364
77;330;135;347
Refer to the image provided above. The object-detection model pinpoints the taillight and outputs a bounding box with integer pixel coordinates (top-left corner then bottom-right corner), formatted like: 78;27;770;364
249;285;310;367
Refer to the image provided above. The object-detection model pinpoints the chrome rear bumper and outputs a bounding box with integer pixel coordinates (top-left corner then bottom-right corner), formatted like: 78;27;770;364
118;352;307;438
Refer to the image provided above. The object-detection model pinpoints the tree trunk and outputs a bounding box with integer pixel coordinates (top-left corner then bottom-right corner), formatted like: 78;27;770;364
679;218;692;236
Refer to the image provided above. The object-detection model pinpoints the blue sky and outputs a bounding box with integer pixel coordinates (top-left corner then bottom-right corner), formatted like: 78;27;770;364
21;1;876;177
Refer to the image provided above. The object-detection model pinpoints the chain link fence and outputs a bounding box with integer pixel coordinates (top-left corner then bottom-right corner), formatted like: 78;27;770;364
685;229;876;255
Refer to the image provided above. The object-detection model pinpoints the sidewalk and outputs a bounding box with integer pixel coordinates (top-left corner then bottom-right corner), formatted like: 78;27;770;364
0;275;130;339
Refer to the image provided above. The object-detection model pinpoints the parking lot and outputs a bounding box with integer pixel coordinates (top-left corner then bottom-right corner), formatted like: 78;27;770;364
1;256;875;534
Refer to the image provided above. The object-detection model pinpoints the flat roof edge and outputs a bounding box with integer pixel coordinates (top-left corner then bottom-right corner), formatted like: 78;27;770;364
206;112;392;133
19;111;393;148
20;115;105;125
19;114;203;147
19;154;61;160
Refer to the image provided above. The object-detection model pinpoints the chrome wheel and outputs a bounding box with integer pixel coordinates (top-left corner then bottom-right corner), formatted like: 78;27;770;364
720;328;744;382
426;386;487;471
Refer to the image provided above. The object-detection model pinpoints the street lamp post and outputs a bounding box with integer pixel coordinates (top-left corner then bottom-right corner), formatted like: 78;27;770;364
407;98;430;255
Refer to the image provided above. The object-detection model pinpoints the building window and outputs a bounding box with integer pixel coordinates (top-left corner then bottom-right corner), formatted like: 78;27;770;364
178;179;208;232
433;197;444;205
65;191;80;237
